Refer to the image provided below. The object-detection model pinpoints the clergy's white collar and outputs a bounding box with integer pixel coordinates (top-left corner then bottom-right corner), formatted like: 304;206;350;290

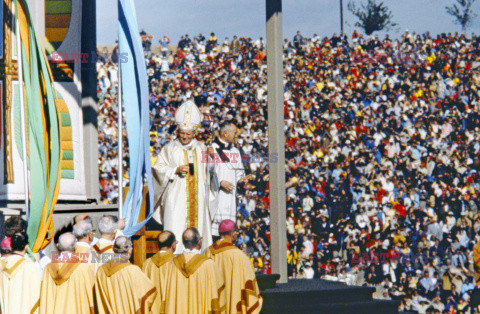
77;241;91;248
98;238;114;245
91;237;99;247
159;250;168;254
183;248;201;254
219;137;229;146
9;253;24;261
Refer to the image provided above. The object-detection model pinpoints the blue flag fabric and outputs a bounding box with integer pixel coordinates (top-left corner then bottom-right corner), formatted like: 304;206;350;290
118;0;154;237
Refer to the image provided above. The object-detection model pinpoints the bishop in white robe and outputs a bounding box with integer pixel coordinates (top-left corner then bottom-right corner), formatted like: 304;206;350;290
209;122;247;236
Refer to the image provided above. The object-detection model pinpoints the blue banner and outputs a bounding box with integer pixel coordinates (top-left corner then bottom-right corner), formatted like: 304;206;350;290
118;0;154;237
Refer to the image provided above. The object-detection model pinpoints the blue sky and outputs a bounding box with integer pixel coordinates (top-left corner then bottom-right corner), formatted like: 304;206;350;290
97;0;480;44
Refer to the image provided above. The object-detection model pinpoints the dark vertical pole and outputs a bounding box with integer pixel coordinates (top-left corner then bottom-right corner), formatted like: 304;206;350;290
266;0;287;283
81;0;100;202
0;212;5;241
340;0;344;34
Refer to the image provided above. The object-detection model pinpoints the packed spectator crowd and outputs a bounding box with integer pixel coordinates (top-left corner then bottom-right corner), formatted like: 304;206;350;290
96;30;480;312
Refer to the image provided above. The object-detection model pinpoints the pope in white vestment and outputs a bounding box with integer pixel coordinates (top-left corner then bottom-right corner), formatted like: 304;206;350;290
153;101;213;253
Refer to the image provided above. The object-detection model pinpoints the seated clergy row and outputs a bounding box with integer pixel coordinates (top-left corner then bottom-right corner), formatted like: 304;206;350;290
0;218;262;314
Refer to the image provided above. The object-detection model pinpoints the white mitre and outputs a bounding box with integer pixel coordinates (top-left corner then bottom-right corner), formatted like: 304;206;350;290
175;100;202;131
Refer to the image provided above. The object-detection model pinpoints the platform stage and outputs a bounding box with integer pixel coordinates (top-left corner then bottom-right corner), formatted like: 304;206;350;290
259;278;399;314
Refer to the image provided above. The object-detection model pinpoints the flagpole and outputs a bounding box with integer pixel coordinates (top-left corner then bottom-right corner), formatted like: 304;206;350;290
118;53;124;219
15;3;30;219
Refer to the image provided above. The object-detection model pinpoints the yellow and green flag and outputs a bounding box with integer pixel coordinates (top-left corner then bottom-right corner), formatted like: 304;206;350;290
14;0;71;252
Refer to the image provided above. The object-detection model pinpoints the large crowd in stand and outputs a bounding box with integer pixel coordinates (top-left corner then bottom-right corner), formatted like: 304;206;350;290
96;30;480;312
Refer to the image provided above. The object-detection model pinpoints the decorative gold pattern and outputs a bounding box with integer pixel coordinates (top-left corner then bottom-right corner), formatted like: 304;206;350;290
151;251;174;268
0;257;25;276
138;287;156;314
92;244;113;254
184;106;191;125
30;298;40;314
236;279;262;314
46;258;82;285
172;254;210;278
1;0;18;183
211;284;226;314
183;149;199;229
209;240;237;255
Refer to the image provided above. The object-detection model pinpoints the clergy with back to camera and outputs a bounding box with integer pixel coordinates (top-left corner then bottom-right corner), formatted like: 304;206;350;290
0;233;41;314
92;215;125;254
94;236;158;314
210;122;250;236
142;231;176;312
73;217;94;254
91;215;124;273
204;220;263;314
153;100;213;253
39;232;95;314
73;218;95;273
162;227;226;313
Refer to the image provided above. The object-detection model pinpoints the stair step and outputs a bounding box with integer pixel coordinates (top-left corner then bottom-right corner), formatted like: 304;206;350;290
261;299;400;314
260;280;399;314
261;279;376;304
